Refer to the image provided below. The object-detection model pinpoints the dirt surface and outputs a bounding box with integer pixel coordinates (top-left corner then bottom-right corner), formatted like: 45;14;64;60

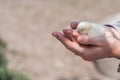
0;0;120;80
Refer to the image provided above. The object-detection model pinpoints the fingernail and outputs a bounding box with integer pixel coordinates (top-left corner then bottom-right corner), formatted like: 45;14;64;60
52;32;57;37
63;29;67;33
78;36;83;42
70;21;79;29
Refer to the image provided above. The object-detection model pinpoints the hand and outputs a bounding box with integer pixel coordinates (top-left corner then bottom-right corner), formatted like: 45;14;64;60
52;21;120;61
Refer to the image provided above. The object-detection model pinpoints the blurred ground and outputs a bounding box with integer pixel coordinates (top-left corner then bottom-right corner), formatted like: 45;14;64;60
0;0;120;80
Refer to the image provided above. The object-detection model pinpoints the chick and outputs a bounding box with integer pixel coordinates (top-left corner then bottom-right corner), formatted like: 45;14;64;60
76;21;105;37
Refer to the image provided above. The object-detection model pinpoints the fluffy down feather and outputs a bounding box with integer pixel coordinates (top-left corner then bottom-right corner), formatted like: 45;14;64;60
76;21;105;37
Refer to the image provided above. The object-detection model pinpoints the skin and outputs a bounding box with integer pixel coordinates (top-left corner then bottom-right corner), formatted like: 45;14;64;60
52;21;120;61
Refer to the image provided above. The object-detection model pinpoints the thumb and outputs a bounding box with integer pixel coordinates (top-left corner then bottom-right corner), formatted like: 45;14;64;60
77;35;101;46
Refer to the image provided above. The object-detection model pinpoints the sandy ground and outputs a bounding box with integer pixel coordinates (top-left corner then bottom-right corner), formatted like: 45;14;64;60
0;0;120;80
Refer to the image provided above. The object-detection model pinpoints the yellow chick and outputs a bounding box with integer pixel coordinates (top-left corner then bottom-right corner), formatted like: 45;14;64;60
76;21;105;37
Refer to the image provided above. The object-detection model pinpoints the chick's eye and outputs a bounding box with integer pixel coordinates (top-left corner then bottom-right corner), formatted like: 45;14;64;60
81;29;84;31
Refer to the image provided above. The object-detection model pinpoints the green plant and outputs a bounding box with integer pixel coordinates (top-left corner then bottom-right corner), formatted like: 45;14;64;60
10;71;29;80
0;39;6;50
0;67;29;80
0;67;12;80
0;52;7;67
0;39;29;80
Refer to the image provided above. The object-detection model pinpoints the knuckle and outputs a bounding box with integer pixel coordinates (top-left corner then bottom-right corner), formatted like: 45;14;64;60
88;38;92;43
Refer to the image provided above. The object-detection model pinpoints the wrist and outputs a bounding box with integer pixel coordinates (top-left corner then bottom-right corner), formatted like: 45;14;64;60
104;21;120;40
103;25;116;38
112;41;120;58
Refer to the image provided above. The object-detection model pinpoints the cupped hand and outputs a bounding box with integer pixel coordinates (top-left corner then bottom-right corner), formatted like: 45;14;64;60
52;21;120;61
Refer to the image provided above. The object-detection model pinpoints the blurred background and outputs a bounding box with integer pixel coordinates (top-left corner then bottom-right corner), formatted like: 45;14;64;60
0;0;120;80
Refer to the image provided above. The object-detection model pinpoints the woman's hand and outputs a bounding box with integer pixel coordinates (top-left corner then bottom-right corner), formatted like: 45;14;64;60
52;21;120;61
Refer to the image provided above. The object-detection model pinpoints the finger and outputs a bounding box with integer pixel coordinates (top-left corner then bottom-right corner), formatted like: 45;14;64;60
70;21;79;30
52;32;84;55
72;31;80;41
63;29;77;42
77;35;102;46
52;32;74;48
